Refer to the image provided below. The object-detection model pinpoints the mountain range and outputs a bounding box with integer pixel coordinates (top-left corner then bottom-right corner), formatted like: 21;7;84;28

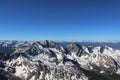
0;40;120;80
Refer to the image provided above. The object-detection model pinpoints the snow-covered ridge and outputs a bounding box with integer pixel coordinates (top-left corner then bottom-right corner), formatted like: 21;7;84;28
0;40;120;80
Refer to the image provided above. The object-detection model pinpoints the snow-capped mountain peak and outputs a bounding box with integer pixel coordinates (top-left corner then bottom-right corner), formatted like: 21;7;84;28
0;40;120;80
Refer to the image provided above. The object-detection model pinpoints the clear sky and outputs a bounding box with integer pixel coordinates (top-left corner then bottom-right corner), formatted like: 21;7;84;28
0;0;120;41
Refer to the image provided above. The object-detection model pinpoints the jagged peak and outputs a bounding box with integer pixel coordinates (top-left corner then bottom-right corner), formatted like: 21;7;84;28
0;40;120;80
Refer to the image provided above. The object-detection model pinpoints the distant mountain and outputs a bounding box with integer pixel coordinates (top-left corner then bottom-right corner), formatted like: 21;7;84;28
59;41;120;49
0;40;120;80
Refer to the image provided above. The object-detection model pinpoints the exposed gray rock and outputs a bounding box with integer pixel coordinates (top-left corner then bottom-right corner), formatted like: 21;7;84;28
88;54;116;74
0;40;120;80
87;46;94;53
67;44;86;57
0;68;22;80
7;67;16;73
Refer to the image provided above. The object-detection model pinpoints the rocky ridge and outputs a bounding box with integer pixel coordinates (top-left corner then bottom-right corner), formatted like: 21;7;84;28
0;40;120;80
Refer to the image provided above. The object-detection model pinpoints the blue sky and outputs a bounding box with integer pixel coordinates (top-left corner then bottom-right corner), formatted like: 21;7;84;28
0;0;120;41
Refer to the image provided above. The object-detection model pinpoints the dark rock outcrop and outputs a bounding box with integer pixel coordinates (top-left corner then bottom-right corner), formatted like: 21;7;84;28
0;40;120;80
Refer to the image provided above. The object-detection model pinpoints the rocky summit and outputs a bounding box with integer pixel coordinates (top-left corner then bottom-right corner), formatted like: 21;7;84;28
0;40;120;80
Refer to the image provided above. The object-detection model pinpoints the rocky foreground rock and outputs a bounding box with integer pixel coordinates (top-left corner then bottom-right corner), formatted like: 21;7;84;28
0;40;120;80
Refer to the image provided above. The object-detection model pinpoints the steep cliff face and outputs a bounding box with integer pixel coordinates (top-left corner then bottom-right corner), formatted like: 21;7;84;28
0;40;120;80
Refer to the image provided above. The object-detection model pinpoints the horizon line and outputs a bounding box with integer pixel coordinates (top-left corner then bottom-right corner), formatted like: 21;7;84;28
0;39;120;42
